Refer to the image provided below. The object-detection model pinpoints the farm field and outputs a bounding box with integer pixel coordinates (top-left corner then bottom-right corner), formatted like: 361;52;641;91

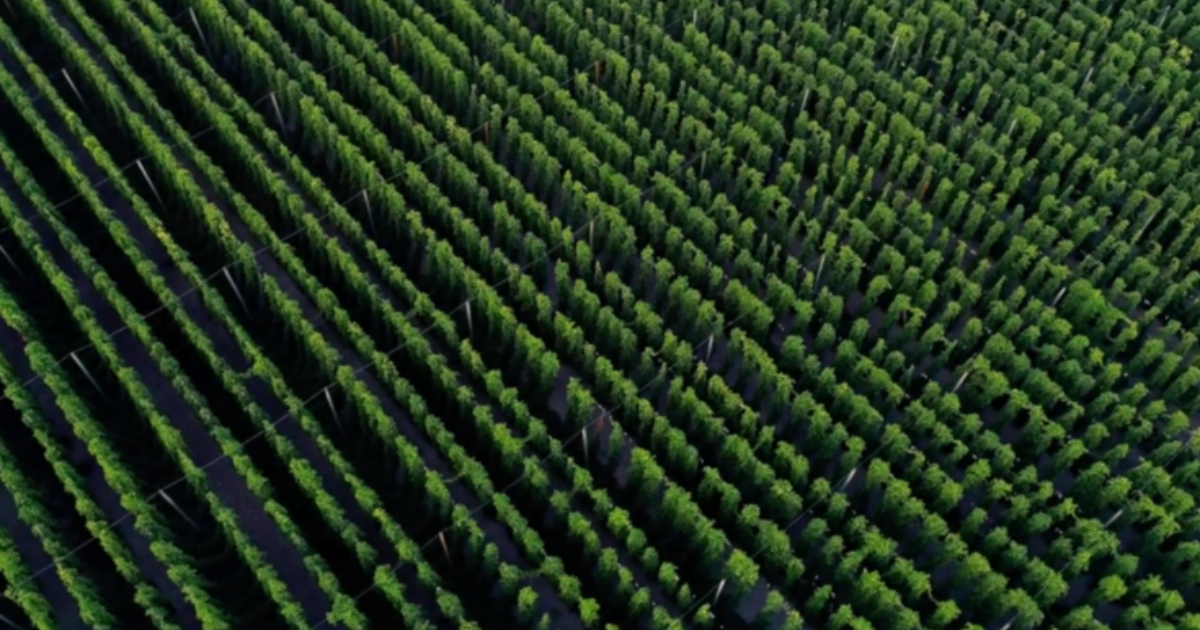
1;0;1200;628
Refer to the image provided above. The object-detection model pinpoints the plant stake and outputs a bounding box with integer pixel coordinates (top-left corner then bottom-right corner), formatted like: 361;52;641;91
70;351;106;400
189;9;214;61
324;387;343;433
437;531;452;566
464;298;474;340
158;489;201;531
952;369;971;393
361;189;375;235
0;244;22;279
222;267;251;315
269;92;289;142
61;69;88;112
136;159;165;207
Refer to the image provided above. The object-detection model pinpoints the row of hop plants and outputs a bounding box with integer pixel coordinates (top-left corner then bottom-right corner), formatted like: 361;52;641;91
0;446;60;630
184;0;835;619
57;0;542;625
758;1;1200;624
492;0;1200;624
187;0;820;624
249;0;787;619
119;0;686;624
0;286;179;630
15;2;544;624
9;0;1200;624
0;25;266;629
220;0;1195;624
729;3;1200;624
156;0;592;624
357;0;1041;624
241;0;1200;619
10;0;445;625
0;264;119;630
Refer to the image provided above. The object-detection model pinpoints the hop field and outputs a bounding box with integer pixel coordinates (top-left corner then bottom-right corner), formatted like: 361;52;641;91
0;0;1199;628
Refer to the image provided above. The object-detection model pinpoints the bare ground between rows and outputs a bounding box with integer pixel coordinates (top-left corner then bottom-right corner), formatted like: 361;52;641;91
189;81;582;621
0;34;340;625
95;2;498;619
178;12;589;621
0;70;207;630
544;366;682;617
47;2;503;620
297;204;587;628
0;450;88;630
0;307;201;630
271;34;685;608
0;147;93;630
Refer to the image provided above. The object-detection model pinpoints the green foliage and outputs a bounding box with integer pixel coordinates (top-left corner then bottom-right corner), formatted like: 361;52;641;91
0;0;1195;629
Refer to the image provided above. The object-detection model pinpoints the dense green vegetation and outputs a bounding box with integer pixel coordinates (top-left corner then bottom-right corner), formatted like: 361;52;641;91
0;0;1199;629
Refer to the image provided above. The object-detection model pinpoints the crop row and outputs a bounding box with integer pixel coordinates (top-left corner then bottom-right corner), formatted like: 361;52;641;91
0;0;1197;629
